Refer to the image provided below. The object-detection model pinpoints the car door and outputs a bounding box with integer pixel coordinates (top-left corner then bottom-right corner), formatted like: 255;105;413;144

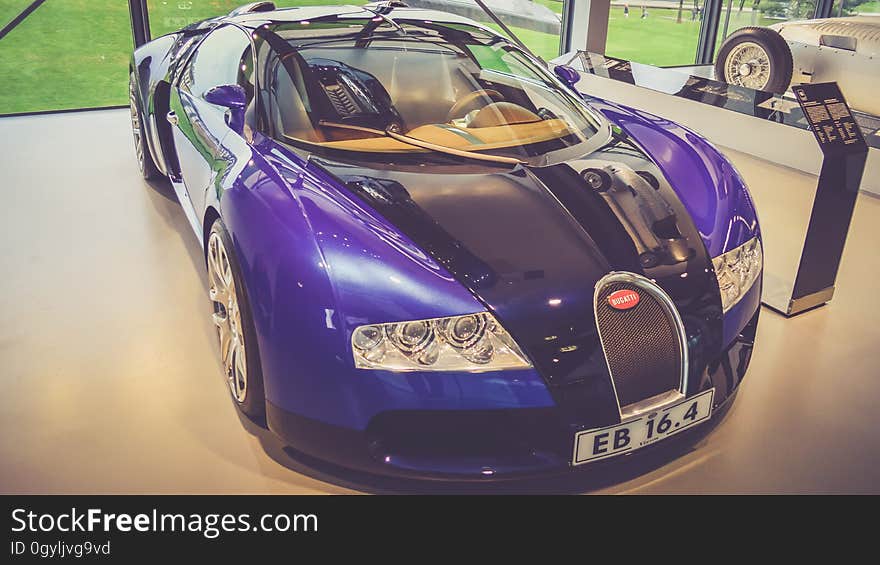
167;25;254;219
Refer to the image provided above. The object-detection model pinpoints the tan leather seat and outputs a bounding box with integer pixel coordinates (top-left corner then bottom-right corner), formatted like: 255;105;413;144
273;59;324;142
469;102;541;128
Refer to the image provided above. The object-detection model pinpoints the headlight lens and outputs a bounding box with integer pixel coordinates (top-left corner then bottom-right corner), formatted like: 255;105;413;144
712;236;763;313
352;312;532;371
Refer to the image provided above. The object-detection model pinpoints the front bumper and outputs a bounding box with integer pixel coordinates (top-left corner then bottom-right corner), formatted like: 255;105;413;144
267;307;758;480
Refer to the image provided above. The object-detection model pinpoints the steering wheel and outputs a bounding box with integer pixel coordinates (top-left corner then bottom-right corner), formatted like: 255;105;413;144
446;89;505;121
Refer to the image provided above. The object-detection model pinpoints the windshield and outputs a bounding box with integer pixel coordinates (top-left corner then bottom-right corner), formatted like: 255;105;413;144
256;17;605;165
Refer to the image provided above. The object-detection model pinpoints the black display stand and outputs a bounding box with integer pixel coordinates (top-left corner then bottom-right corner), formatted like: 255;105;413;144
762;83;868;316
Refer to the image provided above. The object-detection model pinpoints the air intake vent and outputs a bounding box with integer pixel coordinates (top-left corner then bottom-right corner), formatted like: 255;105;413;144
324;84;359;116
594;273;686;412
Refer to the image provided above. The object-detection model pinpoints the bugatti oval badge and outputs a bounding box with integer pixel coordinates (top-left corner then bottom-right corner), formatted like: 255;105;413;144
608;289;640;310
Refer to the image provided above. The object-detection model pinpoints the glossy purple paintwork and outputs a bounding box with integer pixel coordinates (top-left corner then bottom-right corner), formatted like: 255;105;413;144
554;65;581;88
131;34;178;176
222;134;555;428
585;97;761;345
130;5;762;477
586;98;760;259
204;106;757;428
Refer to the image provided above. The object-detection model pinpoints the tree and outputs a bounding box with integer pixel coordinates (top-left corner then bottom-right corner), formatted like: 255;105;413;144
758;0;872;19
838;0;873;15
760;0;817;19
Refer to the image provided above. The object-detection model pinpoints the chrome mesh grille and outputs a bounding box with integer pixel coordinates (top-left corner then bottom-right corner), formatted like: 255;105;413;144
595;280;682;408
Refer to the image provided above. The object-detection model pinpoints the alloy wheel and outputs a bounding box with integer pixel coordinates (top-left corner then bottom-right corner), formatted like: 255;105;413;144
128;77;145;173
207;231;248;403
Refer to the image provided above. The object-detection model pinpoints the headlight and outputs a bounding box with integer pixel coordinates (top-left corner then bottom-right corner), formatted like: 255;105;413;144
351;312;532;371
712;236;763;313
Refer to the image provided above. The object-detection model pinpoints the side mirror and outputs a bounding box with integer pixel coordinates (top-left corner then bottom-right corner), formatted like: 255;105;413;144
204;84;247;109
204;84;247;134
554;65;581;89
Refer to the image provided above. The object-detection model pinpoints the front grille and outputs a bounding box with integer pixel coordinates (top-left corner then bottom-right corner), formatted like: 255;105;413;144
595;276;683;408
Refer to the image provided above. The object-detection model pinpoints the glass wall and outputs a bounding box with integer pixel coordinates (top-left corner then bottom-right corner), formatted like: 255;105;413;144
146;0;338;38
604;0;830;68
148;1;565;59
715;0;817;49
831;0;880;15
501;0;566;60
0;0;566;115
605;1;705;67
0;1;132;114
0;2;28;28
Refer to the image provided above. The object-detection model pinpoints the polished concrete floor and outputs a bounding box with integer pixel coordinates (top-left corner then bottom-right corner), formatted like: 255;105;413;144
1;109;879;494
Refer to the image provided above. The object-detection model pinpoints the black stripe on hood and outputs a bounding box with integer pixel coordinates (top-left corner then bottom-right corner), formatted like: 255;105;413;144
309;132;721;429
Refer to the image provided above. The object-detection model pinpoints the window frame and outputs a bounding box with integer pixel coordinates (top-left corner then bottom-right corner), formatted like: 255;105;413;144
257;25;608;164
175;24;253;98
170;22;263;140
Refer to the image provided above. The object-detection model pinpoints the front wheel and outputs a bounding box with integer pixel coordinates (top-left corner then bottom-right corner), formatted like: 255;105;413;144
714;27;793;94
206;219;266;420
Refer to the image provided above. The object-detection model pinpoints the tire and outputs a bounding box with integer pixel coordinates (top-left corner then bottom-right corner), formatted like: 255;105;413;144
206;218;266;420
714;27;793;94
129;72;162;180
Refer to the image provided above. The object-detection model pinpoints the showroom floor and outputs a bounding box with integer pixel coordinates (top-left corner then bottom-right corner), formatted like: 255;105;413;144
1;109;878;494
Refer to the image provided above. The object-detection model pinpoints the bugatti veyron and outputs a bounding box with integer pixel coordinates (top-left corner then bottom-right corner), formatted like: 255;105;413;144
129;2;763;478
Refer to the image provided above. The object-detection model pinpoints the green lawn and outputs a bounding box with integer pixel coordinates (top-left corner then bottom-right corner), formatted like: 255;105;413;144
0;0;368;114
532;0;564;14
605;6;774;67
147;0;366;37
0;0;133;114
0;0;785;114
487;23;561;59
605;7;701;66
491;4;778;67
0;0;31;29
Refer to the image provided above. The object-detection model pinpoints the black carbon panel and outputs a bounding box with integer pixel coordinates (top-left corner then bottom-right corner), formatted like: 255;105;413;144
596;281;681;407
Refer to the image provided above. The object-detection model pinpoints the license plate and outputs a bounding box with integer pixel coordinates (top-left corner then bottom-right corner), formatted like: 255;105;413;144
572;389;715;466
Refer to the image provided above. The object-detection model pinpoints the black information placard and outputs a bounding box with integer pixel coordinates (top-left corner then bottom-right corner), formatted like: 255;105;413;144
782;82;868;315
792;82;868;154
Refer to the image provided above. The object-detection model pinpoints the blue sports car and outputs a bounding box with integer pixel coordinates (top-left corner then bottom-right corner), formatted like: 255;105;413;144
129;2;763;478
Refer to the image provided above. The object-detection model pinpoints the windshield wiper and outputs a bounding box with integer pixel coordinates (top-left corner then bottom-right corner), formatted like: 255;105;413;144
317;120;525;165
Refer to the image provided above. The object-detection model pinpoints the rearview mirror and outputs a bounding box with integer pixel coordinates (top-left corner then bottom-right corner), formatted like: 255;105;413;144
554;65;581;89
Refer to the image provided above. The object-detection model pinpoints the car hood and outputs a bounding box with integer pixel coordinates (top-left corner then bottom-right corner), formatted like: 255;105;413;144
309;126;723;420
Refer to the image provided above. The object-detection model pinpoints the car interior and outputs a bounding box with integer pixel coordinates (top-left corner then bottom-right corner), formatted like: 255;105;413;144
260;32;597;158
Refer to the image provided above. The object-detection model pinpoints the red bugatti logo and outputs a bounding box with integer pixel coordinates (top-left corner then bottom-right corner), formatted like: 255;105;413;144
608;289;640;310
